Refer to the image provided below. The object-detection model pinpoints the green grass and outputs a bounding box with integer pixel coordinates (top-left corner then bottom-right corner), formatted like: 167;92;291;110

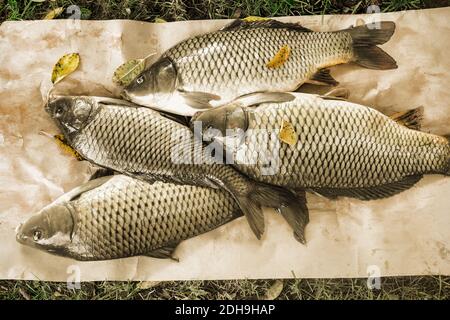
1;0;449;22
1;0;450;300
1;276;449;300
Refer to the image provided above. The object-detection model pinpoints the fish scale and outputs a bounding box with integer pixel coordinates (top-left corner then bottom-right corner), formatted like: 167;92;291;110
57;176;241;261
164;27;352;102
76;105;243;191
223;94;450;190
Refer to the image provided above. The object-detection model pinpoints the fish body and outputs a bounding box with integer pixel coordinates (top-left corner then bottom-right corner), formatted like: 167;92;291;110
16;175;241;261
193;92;450;200
46;96;308;242
123;20;397;116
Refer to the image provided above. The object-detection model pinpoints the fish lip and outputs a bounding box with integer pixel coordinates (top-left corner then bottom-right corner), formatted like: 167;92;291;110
120;89;130;100
15;224;27;244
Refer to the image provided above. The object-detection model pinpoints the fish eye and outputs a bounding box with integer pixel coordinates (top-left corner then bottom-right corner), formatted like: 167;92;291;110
55;106;64;117
136;76;144;85
33;230;42;242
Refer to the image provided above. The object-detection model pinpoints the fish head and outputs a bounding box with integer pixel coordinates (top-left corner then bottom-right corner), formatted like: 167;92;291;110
46;96;96;142
191;102;248;141
122;58;177;106
16;203;74;256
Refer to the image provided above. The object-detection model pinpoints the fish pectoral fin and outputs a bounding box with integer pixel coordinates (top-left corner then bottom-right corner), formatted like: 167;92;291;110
88;168;116;181
320;87;350;101
179;91;221;109
221;19;312;33
127;172;160;184
307;69;339;86
91;96;139;108
144;243;180;262
232;92;296;108
278;189;309;244
312;175;423;201
390;106;424;131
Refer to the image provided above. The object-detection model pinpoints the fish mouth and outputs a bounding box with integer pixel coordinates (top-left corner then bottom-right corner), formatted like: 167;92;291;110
15;223;28;245
120;89;131;101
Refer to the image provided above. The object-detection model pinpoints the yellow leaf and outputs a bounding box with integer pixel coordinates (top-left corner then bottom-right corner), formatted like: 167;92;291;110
54;134;83;160
266;44;291;69
112;59;145;87
39;131;83;160
137;281;161;290
262;280;284;300
51;53;80;84
243;16;269;22
154;17;167;23
279;119;297;146
112;52;155;87
43;7;64;20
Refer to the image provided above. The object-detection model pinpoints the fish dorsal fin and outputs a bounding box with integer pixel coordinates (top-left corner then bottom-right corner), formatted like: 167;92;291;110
390;106;423;130
221;19;313;33
159;110;190;126
52;176;114;204
145;242;180;261
233;92;296;108
312;175;423;201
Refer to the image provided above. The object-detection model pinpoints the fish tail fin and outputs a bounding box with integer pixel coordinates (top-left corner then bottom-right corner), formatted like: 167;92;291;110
236;195;265;240
346;21;397;70
250;183;309;244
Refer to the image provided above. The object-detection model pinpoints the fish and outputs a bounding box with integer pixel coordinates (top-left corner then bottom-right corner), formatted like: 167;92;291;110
122;19;397;116
16;175;243;261
45;95;308;243
191;92;450;203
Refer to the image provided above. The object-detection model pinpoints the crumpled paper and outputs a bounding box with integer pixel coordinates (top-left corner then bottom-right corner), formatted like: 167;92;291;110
0;8;449;281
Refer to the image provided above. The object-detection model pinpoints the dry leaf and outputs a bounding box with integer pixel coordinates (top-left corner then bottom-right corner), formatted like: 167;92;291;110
112;52;155;87
113;59;145;87
262;280;284;300
31;0;46;2
43;7;64;20
266;44;291;69
51;53;80;84
279;119;297;146
356;18;366;26
19;288;30;300
137;281;160;290
39;131;83;160
243;16;269;22
154;17;167;23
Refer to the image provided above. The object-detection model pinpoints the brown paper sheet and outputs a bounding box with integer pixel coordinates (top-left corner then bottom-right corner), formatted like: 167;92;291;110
0;8;449;281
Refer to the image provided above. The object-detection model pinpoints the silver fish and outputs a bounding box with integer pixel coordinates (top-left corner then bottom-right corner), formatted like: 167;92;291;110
16;175;242;261
122;19;396;116
45;95;308;243
192;92;450;202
